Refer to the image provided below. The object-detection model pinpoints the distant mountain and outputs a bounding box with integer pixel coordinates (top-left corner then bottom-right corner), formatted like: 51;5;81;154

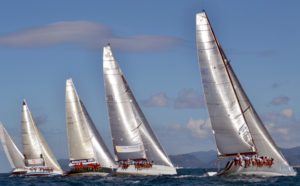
281;146;300;167
169;146;300;168
169;150;217;168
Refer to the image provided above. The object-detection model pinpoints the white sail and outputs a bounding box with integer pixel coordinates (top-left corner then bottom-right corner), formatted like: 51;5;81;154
196;11;295;175
22;100;43;164
196;12;255;157
22;100;63;174
0;123;25;169
66;79;116;168
103;45;174;169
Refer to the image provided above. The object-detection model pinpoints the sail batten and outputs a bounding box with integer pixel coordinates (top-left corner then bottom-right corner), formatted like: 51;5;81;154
103;45;174;167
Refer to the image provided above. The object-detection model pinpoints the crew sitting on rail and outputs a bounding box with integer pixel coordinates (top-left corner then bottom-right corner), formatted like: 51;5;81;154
234;153;242;166
118;159;153;170
73;162;101;172
234;154;274;168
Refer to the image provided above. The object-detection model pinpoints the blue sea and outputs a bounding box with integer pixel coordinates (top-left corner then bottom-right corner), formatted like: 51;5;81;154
0;168;299;186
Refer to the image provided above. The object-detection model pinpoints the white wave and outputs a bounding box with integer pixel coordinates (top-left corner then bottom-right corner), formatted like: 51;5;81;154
174;174;208;179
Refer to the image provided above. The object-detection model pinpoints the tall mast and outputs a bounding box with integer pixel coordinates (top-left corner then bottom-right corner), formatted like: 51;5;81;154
103;45;174;167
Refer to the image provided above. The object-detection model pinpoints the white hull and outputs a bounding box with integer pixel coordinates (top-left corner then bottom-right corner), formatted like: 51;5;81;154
216;161;296;177
67;172;110;176
11;167;63;176
24;171;62;177
116;164;177;176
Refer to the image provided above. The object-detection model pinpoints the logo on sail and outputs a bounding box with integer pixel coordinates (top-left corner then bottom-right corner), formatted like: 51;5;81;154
115;144;143;153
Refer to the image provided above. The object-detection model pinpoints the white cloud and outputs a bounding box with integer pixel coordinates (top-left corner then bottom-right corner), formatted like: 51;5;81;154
265;122;290;141
280;108;294;119
0;21;183;51
157;118;215;154
270;96;290;106
186;118;211;139
141;92;170;108
261;107;300;148
174;88;205;109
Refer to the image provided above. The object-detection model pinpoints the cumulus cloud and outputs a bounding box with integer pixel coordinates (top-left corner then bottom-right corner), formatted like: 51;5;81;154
174;89;205;109
280;108;294;119
270;96;290;106
168;118;212;139
186;118;211;139
142;89;205;109
265;123;290;141
141;92;170;108
0;21;183;51
260;107;300;147
156;119;215;154
262;107;295;123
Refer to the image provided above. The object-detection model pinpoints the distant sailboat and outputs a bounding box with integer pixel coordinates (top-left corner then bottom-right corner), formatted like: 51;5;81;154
0;124;26;175
0;101;63;176
103;45;176;175
22;100;63;176
196;11;296;176
65;79;116;176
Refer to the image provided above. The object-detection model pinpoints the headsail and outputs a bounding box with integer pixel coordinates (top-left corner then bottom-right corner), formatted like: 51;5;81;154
0;123;25;169
103;45;173;167
22;100;63;173
196;11;295;175
196;12;255;157
66;79;116;168
22;100;43;163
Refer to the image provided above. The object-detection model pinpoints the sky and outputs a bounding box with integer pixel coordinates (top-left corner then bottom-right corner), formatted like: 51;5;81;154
0;0;299;172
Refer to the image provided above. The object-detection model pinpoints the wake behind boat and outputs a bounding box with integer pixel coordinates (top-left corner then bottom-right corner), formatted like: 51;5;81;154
195;11;296;176
103;45;177;176
65;79;116;176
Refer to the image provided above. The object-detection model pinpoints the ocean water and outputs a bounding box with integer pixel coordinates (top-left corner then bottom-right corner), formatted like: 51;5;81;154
0;168;299;186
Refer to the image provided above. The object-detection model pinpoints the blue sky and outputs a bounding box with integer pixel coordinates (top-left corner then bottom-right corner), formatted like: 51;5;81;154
0;0;299;172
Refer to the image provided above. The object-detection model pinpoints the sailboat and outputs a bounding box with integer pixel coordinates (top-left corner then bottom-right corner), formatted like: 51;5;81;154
103;45;177;175
0;123;27;175
21;100;63;176
0;101;63;176
65;79;116;176
196;11;296;176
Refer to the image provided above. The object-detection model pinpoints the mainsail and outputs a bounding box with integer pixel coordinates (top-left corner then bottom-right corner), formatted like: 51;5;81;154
65;79;116;168
22;100;63;173
0;124;25;169
196;11;295;175
196;12;255;157
103;45;173;167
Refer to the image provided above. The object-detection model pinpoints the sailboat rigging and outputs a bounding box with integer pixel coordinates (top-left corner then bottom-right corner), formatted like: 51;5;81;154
103;45;176;175
65;79;116;176
0;101;63;176
196;11;296;176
